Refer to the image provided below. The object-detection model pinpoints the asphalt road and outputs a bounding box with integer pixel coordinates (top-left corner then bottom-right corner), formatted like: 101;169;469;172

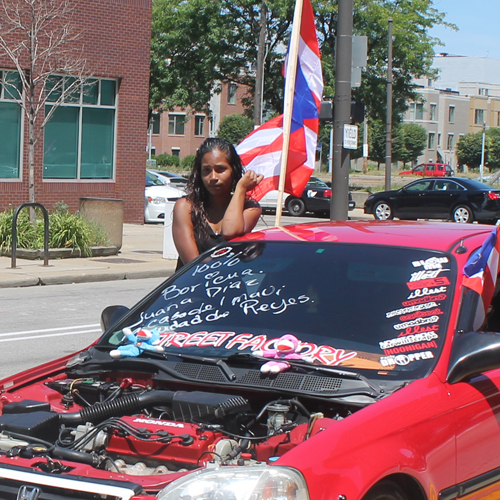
0;277;165;379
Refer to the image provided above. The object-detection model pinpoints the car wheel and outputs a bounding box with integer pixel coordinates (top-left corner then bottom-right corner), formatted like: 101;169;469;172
452;205;473;223
363;480;409;500
373;201;394;220
287;198;306;216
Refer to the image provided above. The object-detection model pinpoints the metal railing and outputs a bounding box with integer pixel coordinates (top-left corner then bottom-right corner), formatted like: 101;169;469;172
11;203;49;268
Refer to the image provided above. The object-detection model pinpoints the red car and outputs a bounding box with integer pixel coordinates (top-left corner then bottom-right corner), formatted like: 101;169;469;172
400;163;454;177
1;221;500;500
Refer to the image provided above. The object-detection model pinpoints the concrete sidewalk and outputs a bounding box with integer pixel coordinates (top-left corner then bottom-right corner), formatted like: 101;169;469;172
0;209;372;289
0;223;177;289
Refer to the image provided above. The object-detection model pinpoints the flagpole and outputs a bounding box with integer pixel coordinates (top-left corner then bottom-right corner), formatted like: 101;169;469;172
275;0;304;227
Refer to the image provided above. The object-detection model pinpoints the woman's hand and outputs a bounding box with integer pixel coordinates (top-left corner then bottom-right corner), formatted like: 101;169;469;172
236;170;264;193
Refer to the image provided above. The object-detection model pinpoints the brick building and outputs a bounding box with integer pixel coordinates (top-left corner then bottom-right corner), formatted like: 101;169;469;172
0;0;151;223
149;82;250;159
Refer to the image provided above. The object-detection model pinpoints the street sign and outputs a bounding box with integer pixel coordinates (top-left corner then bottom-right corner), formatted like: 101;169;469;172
343;124;358;150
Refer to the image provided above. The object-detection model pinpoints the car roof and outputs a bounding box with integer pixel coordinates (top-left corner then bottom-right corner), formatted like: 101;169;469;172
234;220;492;251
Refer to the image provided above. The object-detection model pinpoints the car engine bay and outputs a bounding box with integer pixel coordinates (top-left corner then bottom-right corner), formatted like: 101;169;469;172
0;368;349;484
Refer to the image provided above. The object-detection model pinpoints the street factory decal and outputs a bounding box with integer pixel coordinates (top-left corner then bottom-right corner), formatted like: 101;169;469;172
156;331;358;367
379;256;450;367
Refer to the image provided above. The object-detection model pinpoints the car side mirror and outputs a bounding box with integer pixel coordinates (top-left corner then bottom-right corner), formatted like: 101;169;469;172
101;305;130;332
447;331;500;384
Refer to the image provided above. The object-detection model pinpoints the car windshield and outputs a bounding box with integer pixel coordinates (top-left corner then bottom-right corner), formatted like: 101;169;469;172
146;170;164;186
100;241;454;382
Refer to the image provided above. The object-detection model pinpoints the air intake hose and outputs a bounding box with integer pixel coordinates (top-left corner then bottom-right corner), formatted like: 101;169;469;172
59;390;175;425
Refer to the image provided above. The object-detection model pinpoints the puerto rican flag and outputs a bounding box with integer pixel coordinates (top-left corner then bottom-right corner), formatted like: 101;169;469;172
236;0;323;201
462;226;500;330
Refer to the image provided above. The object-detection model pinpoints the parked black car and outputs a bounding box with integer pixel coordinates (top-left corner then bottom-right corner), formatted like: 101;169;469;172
364;177;500;224
260;176;355;217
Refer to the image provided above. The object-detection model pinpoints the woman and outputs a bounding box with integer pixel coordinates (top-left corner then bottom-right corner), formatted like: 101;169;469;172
172;138;263;269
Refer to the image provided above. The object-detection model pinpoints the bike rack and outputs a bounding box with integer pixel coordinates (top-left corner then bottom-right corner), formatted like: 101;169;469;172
11;203;49;268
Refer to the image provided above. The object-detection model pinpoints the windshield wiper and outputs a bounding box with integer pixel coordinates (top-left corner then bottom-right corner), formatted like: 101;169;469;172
163;351;237;381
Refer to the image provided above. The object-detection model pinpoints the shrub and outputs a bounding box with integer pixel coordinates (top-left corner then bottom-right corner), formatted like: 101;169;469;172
154;153;181;168
181;154;195;170
0;202;110;256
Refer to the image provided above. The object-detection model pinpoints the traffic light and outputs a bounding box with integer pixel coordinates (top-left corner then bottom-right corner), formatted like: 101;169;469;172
319;100;365;124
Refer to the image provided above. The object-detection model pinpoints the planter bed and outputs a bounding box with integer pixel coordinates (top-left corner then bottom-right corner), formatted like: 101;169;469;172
1;246;119;260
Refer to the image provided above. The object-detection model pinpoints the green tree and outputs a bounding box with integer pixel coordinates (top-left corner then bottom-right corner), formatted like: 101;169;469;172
151;0;454;120
217;114;254;145
456;132;483;170
368;119;403;169
399;123;427;166
487;128;500;169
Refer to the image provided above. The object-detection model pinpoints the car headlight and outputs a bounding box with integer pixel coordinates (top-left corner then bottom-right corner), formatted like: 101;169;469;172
147;196;167;204
157;465;309;500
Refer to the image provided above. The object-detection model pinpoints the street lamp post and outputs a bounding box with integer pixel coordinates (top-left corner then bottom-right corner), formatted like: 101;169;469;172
480;122;486;182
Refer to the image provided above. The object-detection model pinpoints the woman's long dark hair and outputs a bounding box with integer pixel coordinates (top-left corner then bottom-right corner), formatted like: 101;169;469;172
185;138;243;241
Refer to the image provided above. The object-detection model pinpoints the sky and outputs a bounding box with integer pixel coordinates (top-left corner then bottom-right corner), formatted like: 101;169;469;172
429;0;500;60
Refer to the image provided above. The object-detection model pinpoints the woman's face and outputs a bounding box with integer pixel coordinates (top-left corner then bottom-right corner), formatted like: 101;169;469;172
200;149;233;197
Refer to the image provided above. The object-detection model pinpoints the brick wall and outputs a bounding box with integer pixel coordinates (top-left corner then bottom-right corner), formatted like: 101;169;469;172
0;0;152;223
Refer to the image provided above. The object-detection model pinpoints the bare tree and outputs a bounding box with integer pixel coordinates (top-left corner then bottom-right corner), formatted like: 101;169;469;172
0;0;91;205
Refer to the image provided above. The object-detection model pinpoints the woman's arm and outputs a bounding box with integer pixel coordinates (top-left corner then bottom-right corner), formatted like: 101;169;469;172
222;170;263;240
172;197;200;265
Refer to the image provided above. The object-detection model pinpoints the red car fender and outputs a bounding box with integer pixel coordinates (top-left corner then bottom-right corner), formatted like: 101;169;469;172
276;373;455;500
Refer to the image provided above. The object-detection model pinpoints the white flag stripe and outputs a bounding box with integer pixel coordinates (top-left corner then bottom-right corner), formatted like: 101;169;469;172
298;38;323;99
0;329;102;343
237;128;282;154
304;126;317;168
0;323;100;338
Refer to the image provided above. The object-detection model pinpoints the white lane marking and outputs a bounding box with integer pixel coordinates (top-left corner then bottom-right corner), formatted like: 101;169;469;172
0;324;100;337
0;328;102;343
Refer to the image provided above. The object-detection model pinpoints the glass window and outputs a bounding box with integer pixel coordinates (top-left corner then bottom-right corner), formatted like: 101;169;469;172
415;103;424;120
45;75;63;103
428;133;435;149
409;103;415;121
195;115;205;136
448;106;455;123
406;180;432;192
0;70;22;178
152;113;160;134
0;102;21;178
430;104;437;121
475;109;485;125
43;106;79;179
227;83;237;104
447;134;454;150
44;77;117;180
83;79;98;105
101;80;116;106
168;114;185;135
3;71;22;100
81;108;114;179
172;148;180;157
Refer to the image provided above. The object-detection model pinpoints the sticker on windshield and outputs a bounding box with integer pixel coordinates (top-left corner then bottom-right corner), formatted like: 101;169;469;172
379;351;434;367
154;331;359;368
412;257;449;270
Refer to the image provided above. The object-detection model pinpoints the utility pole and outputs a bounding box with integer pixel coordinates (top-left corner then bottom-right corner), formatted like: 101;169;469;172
385;18;393;191
480;122;486;182
254;1;267;127
331;0;353;221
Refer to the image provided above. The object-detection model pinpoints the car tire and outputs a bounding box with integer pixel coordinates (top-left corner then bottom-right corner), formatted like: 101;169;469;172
452;205;473;223
363;480;409;500
373;201;394;220
287;198;306;216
